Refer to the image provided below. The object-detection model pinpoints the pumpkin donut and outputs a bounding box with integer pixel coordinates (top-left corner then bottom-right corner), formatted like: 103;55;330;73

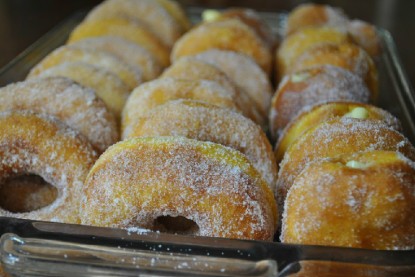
192;49;273;118
85;0;186;47
276;117;415;217
269;65;370;140
124;99;278;193
171;19;272;75
275;101;402;163
28;45;142;91
281;151;415;250
121;78;240;135
70;36;163;81
0;77;118;153
161;57;265;127
68;17;170;67
81;136;277;241
0;111;97;223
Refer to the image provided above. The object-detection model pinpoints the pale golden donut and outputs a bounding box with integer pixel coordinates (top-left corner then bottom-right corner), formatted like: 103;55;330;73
32;62;129;121
0;111;97;223
348;19;382;57
85;0;186;47
276;117;415;218
282;150;415;250
0;77;118;153
192;49;273;118
155;0;191;31
81;136;277;241
275;101;402;163
28;45;142;91
121;78;240;136
70;36;163;81
68;17;170;67
269;65;370;140
161;57;265;127
172;19;272;75
124;99;278;194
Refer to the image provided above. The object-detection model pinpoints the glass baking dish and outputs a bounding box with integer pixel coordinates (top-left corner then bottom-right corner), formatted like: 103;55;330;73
0;7;414;277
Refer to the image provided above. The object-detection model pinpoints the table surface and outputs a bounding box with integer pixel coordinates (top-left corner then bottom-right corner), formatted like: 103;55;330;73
0;0;414;92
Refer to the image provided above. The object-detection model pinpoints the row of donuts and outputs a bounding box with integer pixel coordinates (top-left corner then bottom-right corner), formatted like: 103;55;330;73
98;7;281;240
271;4;415;250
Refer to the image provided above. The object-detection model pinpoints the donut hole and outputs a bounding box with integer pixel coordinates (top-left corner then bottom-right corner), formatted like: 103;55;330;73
154;215;199;235
0;174;58;213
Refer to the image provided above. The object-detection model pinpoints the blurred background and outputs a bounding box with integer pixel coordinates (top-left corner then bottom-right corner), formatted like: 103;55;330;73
0;0;414;88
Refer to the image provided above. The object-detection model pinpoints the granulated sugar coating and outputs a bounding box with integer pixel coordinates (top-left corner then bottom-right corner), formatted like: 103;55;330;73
0;111;97;223
276;117;415;220
81;136;277;241
124;99;278;192
0;77;118;153
281;151;415;250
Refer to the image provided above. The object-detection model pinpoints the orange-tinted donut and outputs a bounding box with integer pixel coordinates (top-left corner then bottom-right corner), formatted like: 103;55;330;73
276;26;351;80
291;42;378;97
348;19;382;57
172;19;272;75
269;65;370;140
161;57;265;127
81;136;277;241
0;111;97;223
276;117;415;217
124;99;278;194
70;36;163;81
275;101;402;163
121;78;240;135
281;151;415;250
0;77;118;153
192;49;273;118
285;4;349;36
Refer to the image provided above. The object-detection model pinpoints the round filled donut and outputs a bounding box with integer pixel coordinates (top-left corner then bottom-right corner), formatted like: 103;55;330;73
269;65;370;140
161;57;265;127
192;49;273;118
0;77;118;153
28;45;142;90
276;117;415;217
121;78;240;135
347;19;381;57
171;19;272;75
81;136;277;241
85;0;187;47
68;17;170;67
0;111;97;223
275;101;402;163
290;42;378;98
70;36;163;81
281;150;415;250
123;99;278;192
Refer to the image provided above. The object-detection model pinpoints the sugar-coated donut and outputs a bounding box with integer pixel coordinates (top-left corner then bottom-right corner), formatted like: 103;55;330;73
121;78;240;135
276;26;350;80
28;45;142;90
155;0;191;32
172;19;272;75
85;0;186;47
276;117;415;217
348;19;381;57
161;57;265;127
81;136;277;241
269;65;370;140
192;49;273;118
275;101;402;163
291;42;378;98
281;151;415;250
0;111;97;223
68;17;170;67
123;99;278;194
70;36;163;81
285;4;349;36
0;77;118;153
32;62;129;120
